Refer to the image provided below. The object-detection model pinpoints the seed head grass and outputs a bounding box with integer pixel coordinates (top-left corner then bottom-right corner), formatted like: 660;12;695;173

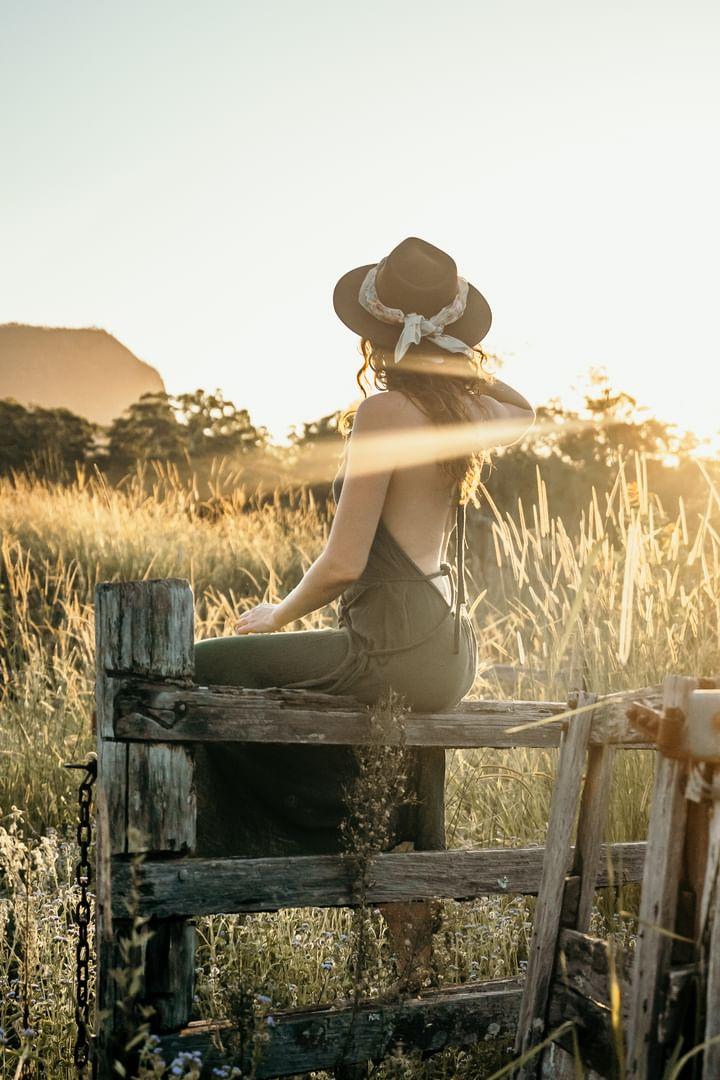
0;454;717;1075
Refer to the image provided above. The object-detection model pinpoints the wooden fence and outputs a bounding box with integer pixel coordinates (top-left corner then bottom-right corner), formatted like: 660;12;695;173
93;577;679;1078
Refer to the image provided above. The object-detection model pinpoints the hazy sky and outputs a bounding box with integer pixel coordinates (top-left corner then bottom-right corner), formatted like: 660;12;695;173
1;0;718;443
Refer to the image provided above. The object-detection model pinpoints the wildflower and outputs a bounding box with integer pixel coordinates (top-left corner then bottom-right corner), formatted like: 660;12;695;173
169;1049;204;1073
256;993;272;1005
321;959;334;970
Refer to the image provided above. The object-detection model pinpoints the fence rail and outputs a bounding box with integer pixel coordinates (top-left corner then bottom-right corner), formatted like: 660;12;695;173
93;577;693;1079
113;680;654;747
111;842;646;918
155;978;524;1079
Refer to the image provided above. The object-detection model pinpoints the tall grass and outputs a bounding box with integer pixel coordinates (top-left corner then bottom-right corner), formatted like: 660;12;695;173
0;454;718;1076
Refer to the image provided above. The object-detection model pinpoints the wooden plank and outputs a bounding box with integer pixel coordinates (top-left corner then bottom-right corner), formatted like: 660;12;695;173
156;979;523;1077
153;973;617;1079
556;928;632;1009
144;918;197;1032
674;794;711;965
95;578;198;1078
570;726;615;931
95;578;195;687
699;784;720;941
97;739;128;858
546;932;628;1077
657;964;696;1049
703;780;720;1080
552;738;619;1080
111;841;646;918
95;590;133;1075
114;682;654;748
627;674;697;1080
547;985;620;1079
514;690;596;1078
126;742;196;854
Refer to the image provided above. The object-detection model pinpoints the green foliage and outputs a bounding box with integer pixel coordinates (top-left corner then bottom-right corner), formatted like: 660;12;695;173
1;373;708;530
288;410;343;447
174;389;269;458
2;459;719;1075
105;391;186;466
105;388;269;469
0;398;97;477
285;409;345;494
483;369;693;523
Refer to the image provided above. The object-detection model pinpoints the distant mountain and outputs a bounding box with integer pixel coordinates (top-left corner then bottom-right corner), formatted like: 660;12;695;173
0;323;165;426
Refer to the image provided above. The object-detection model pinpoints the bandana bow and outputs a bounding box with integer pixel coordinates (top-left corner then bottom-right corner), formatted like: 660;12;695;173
358;260;476;366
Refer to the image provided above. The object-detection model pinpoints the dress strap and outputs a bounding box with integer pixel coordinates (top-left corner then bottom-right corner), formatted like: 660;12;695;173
358;564;453;586
352;487;468;656
452;483;467;655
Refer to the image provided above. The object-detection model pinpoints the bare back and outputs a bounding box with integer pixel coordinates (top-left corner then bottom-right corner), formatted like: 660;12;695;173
377;394;467;607
331;385;530;606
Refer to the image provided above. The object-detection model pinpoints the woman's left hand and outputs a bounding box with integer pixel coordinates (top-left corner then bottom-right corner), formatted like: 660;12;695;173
233;603;283;635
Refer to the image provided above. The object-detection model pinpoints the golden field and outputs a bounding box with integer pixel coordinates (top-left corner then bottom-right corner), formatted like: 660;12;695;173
1;457;718;1078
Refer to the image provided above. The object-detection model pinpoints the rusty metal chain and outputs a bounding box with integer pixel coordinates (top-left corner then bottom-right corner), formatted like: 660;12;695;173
63;757;97;1074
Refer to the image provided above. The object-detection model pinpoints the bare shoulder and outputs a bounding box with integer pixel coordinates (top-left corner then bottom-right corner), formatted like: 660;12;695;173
474;394;534;420
353;390;426;430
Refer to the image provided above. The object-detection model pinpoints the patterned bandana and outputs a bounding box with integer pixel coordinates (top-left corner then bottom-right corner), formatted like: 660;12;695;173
358;259;477;366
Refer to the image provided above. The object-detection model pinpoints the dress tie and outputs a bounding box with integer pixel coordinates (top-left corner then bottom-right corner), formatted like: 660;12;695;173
349;485;468;656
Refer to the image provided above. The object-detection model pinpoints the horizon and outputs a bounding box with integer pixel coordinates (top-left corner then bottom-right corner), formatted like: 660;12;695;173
0;317;713;453
1;1;718;446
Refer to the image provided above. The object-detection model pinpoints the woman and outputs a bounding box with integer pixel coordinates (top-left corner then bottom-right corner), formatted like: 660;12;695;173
193;237;534;977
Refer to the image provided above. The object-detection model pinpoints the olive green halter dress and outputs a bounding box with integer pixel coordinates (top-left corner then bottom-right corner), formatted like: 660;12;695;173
193;471;478;859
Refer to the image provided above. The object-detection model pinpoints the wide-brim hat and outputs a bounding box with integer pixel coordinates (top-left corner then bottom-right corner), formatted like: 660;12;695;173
333;236;492;351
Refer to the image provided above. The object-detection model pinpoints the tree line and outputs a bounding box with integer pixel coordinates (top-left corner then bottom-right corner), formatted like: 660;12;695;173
0;389;268;474
0;374;713;521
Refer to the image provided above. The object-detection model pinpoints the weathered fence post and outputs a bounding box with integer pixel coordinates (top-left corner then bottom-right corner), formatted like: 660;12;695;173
513;690;598;1077
626;673;698;1079
94;579;196;1077
702;780;720;1079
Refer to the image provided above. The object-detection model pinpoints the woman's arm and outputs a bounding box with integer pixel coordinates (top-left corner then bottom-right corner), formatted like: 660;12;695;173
234;394;396;633
478;376;534;413
266;546;361;630
473;376;535;447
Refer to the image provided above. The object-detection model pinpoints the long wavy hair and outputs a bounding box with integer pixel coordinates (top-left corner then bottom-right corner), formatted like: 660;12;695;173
339;337;495;505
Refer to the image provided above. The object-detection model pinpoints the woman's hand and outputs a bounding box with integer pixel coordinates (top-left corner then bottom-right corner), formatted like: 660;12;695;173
233;603;283;635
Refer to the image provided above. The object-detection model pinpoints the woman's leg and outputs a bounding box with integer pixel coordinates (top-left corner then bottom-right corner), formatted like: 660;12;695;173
195;629;443;980
193;628;358;858
194;626;350;688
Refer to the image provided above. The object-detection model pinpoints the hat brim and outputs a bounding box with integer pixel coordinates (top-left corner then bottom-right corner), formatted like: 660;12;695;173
332;263;492;350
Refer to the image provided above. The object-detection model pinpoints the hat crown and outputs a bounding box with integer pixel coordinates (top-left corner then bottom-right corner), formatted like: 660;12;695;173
375;237;459;319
